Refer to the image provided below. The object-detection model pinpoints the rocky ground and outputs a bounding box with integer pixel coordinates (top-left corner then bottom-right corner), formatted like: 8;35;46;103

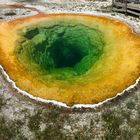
0;0;140;140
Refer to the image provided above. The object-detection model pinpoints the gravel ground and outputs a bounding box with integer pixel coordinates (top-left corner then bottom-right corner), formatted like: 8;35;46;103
0;0;140;140
0;8;37;20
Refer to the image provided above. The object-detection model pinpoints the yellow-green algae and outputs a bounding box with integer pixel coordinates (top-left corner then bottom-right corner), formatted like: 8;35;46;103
15;21;105;82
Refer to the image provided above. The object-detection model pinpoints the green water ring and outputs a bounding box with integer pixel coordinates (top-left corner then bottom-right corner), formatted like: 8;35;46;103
15;21;105;82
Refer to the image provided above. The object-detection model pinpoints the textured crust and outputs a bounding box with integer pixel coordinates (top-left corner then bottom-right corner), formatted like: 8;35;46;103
0;14;140;106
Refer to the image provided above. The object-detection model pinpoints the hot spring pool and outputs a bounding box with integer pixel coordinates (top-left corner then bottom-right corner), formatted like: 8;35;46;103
0;14;140;106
